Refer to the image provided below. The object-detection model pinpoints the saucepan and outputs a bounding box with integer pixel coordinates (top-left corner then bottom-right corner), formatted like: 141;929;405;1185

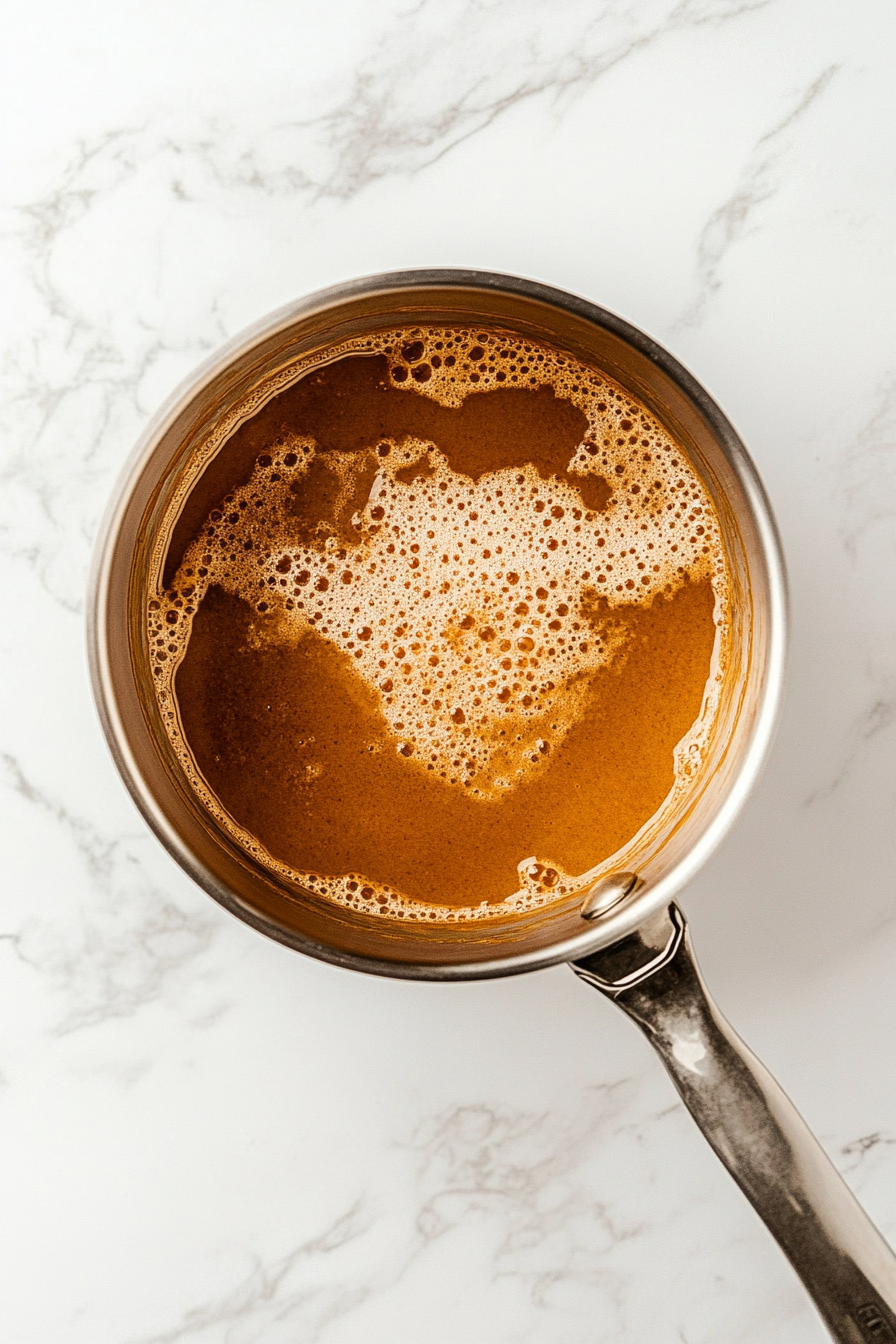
87;270;896;1340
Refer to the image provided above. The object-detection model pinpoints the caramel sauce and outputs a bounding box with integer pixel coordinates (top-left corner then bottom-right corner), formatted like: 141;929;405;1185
150;325;727;919
176;577;715;906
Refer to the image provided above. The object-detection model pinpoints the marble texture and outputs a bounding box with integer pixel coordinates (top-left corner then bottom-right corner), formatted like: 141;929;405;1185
2;1;895;1339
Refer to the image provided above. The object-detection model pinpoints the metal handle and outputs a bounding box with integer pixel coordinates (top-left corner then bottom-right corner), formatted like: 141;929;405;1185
571;904;896;1342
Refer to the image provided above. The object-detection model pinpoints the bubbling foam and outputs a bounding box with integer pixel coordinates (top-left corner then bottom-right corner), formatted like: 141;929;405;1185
148;326;729;920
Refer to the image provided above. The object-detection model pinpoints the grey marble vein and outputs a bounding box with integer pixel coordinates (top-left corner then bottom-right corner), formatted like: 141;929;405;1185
805;669;896;805
841;1132;896;1172
132;1087;703;1344
1;158;222;611
677;64;839;330
300;0;772;201
410;1092;652;1305
804;375;896;802
839;1131;896;1242
132;1201;375;1344
1;127;236;609
838;375;896;559
1;751;214;1032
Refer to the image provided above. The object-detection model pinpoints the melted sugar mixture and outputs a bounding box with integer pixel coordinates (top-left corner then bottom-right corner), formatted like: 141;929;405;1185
148;326;729;921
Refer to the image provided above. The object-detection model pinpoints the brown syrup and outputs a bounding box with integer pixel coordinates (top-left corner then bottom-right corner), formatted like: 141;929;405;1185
176;577;714;906
150;325;728;919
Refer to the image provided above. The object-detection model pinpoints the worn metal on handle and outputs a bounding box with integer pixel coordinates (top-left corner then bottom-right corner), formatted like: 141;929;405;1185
572;905;896;1343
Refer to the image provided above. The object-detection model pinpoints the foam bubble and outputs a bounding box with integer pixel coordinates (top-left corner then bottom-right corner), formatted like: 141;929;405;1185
148;326;729;920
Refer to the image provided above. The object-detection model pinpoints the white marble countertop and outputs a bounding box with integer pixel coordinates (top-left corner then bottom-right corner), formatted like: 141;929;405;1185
2;3;895;1340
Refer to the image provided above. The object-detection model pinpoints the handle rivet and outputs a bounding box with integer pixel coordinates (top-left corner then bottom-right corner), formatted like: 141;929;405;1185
580;872;640;921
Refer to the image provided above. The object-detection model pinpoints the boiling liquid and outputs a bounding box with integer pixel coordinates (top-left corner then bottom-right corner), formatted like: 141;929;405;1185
149;326;728;920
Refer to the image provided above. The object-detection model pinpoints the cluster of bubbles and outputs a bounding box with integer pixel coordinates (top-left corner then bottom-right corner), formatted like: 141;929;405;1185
387;330;594;402
148;326;729;920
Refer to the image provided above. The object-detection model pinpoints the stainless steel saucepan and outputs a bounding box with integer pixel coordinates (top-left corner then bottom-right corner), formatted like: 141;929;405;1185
88;270;896;1340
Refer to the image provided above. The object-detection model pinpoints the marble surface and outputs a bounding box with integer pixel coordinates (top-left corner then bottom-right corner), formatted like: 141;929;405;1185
2;2;896;1339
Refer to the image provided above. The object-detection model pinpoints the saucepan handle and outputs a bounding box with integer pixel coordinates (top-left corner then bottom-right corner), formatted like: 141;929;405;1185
571;904;896;1343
